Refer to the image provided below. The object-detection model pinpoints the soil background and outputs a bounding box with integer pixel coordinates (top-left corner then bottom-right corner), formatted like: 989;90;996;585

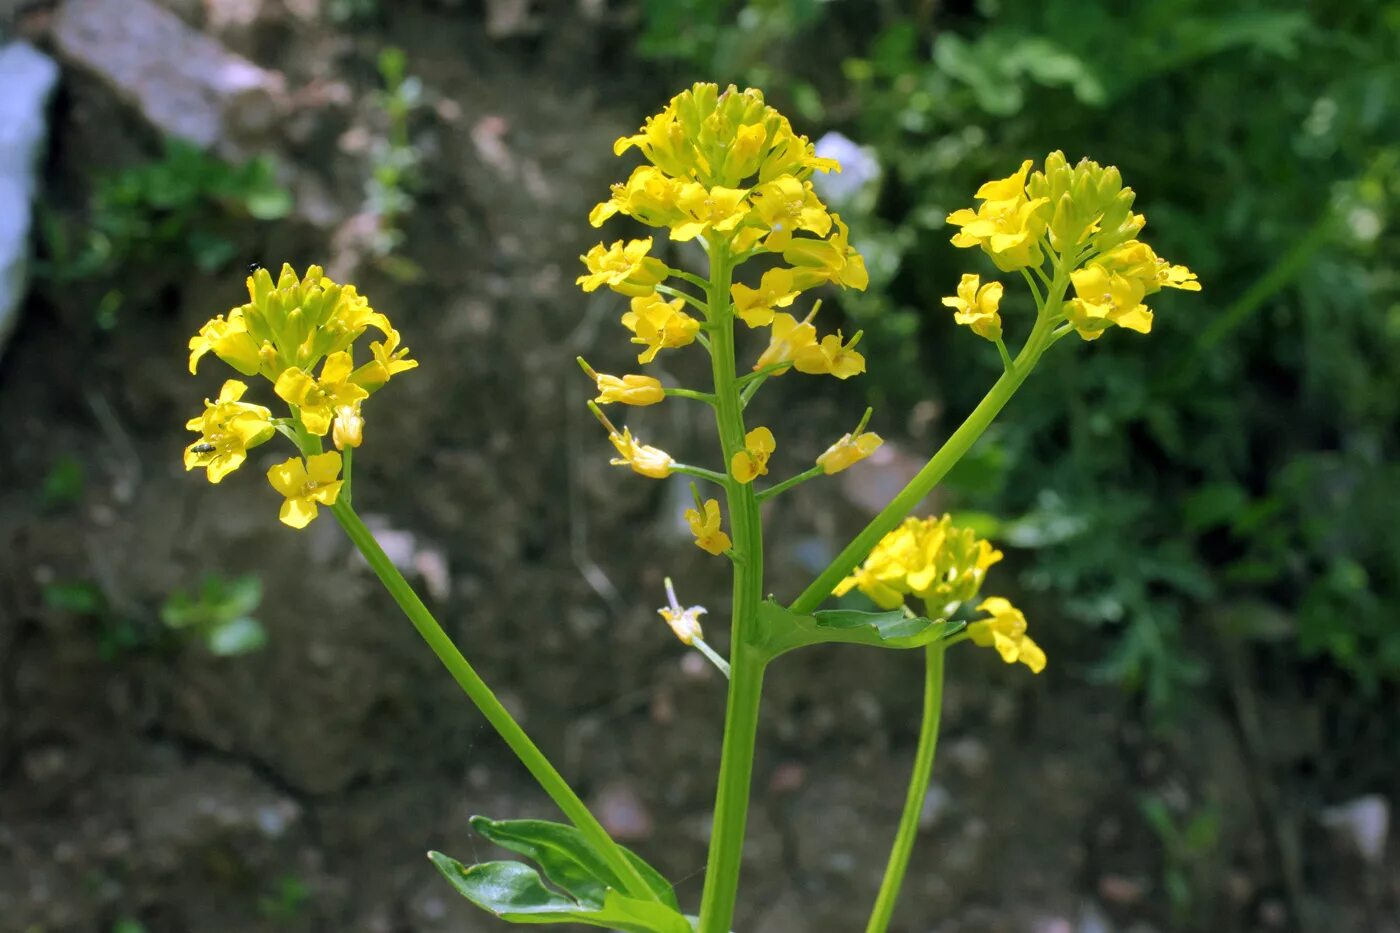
1;3;1396;932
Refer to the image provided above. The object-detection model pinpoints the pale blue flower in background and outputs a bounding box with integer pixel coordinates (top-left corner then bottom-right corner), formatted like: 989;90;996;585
811;132;880;206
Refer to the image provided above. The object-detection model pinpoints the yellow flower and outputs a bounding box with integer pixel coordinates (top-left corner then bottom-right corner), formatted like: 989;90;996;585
670;183;750;242
835;516;1003;615
967;597;1046;674
265;451;344;529
783;214;869;290
731;267;801;328
685;498;732;555
183;379;275;483
658;577;706;646
188;312;262;376
590;165;685;229
1097;240;1201;294
793;330;866;379
613;94;699;179
754;310;818;375
609;427;674;478
946;159;1050;271
577;238;669;296
621;293;700;363
593;372;665;406
1064;264;1153;341
331;404;364;450
590;403;673;479
350;327;417;393
816;430;882;475
750;176;832;251
730;426;776;484
941;274;1004;342
274;351;370;436
758;122;841;183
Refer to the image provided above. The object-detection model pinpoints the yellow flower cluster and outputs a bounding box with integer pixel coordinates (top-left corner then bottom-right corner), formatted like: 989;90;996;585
183;264;416;527
576;84;882;554
835;516;1003;615
835;516;1043;674
945;152;1199;342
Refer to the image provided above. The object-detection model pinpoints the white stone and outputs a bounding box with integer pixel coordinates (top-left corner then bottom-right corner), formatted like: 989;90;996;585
1321;793;1390;865
52;0;286;157
0;41;60;359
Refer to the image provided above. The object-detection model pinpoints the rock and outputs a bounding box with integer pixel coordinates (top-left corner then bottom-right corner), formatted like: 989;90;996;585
1097;873;1146;906
52;0;287;158
0;41;59;360
1321;794;1389;865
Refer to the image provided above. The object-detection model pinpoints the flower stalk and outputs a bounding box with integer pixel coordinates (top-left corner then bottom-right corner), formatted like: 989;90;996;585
865;641;946;933
330;499;658;903
696;238;769;933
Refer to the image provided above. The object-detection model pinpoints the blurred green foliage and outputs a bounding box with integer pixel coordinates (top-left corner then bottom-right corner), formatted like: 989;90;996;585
257;875;312;922
40;453;85;509
365;46;425;280
1141;794;1224;926
41;573;267;659
161;574;268;657
636;0;1400;707
37;139;291;325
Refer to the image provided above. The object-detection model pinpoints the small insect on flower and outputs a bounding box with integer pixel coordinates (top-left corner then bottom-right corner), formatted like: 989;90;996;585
189;442;217;454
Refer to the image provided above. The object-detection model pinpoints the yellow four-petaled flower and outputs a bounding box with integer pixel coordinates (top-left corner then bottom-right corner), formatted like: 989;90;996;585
266;451;344;529
730;427;776;484
685;499;733;555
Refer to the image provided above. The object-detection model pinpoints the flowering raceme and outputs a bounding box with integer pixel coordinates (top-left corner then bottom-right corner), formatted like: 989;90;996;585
182;263;417;527
577;82;884;542
945;151;1199;343
836;516;1003;615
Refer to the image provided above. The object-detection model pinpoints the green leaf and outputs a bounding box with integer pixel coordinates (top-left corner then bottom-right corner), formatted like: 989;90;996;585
811;608;929;640
758;600;962;658
43;581;106;615
470;816;679;911
428;856;690;932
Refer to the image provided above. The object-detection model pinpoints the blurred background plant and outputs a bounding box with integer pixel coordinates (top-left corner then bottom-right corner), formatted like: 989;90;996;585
41;572;266;660
363;46;424;280
34;138;291;327
160;573;268;657
636;0;1400;714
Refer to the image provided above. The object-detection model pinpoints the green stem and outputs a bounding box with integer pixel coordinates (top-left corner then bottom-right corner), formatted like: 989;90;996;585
756;465;823;503
789;267;1069;616
329;500;658;903
672;463;730;486
865;643;946;933
994;337;1014;373
665;387;718;405
697;240;768;933
342;446;354;504
655;282;709;314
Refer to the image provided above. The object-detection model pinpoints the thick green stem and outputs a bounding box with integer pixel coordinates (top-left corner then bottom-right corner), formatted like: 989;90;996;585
865;643;946;933
789;268;1068;616
697;242;768;933
330;500;658;903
